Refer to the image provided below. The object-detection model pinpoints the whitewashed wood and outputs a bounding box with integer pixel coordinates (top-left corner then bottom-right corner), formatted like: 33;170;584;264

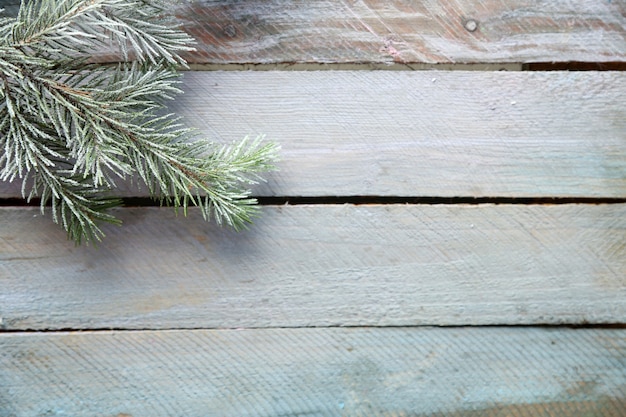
127;0;626;64
172;71;625;198
1;327;625;416
1;204;624;330
1;71;625;199
175;72;626;198
3;0;625;63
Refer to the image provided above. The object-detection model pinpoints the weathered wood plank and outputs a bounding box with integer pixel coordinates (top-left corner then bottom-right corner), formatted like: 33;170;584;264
1;204;624;330
3;0;626;64
1;327;625;416
102;0;626;64
1;71;625;199
171;71;625;198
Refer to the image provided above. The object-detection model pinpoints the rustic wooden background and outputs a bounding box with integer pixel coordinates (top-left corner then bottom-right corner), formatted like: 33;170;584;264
1;1;625;416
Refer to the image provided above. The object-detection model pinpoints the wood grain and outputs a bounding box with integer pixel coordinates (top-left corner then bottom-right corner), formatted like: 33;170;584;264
1;327;625;416
140;0;626;64
1;204;624;330
3;0;625;64
1;2;624;414
1;71;625;199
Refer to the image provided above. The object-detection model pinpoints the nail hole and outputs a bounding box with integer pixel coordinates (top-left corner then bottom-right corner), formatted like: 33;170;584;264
464;19;478;32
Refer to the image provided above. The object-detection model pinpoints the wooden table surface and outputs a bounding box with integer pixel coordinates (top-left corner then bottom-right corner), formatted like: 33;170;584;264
1;1;625;416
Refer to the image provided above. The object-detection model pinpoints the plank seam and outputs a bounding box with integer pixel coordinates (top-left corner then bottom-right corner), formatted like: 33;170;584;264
199;61;625;71
256;196;626;206
3;324;626;334
2;196;626;207
192;62;626;71
185;62;525;71
64;62;626;71
523;62;626;71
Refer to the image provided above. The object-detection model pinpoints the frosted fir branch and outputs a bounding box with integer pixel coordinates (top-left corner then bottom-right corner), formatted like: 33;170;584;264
0;0;279;243
9;0;195;64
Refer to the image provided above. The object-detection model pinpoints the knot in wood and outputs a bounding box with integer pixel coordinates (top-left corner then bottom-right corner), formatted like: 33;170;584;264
223;24;237;38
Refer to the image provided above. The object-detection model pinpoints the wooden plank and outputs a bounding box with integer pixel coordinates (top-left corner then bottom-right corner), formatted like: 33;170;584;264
1;327;625;416
1;204;624;330
112;0;626;64
1;71;625;199
3;1;625;64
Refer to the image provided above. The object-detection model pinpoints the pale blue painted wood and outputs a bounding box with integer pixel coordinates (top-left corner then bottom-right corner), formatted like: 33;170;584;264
1;327;625;417
2;71;624;199
1;204;624;330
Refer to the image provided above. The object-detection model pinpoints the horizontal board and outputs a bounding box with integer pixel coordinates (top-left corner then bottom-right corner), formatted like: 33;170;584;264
1;327;625;416
116;0;626;64
1;71;625;199
2;1;625;64
1;204;624;330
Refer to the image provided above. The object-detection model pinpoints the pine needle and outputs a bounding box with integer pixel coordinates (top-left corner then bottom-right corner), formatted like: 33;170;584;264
0;0;279;244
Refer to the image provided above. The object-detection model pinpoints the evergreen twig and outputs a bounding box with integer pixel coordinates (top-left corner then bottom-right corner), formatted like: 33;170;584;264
0;0;279;244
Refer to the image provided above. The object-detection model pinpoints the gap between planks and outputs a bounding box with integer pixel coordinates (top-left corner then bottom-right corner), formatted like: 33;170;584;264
186;62;626;71
3;323;626;335
3;196;626;208
98;62;626;71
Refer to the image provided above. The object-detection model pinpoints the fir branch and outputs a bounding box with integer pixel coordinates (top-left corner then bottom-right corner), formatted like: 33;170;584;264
0;0;279;243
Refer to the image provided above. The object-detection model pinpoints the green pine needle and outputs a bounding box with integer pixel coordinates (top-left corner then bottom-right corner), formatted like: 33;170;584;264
0;0;279;244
